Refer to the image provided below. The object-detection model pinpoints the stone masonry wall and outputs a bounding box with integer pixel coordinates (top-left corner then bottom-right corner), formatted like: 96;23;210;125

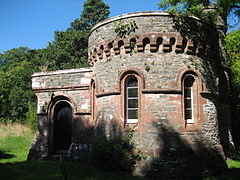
89;11;228;178
32;68;92;114
28;68;93;159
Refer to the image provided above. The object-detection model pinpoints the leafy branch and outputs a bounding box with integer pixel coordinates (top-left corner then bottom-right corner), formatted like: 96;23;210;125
114;20;138;37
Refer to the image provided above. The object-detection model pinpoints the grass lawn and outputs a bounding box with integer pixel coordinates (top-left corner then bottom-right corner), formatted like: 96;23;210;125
0;123;149;180
0;123;240;180
0;123;34;163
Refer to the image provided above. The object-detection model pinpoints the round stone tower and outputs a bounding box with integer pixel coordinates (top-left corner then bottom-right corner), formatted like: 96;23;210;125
88;11;231;178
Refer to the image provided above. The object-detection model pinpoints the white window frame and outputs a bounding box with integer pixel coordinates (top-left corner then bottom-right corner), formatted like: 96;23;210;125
126;77;138;124
184;75;195;124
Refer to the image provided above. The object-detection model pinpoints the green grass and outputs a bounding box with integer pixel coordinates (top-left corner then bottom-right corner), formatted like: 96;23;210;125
0;135;33;163
0;123;149;180
0;123;34;163
1;123;240;180
227;159;240;169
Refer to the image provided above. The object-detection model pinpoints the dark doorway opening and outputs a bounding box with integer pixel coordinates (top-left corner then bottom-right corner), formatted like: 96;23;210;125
54;101;72;153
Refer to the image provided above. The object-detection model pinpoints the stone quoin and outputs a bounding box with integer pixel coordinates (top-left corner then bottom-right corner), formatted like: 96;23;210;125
28;11;233;178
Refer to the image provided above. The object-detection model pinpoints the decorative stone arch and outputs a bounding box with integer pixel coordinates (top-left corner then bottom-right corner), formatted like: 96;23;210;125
47;95;77;113
118;68;145;90
48;95;76;154
176;68;204;92
177;69;204;128
118;69;145;125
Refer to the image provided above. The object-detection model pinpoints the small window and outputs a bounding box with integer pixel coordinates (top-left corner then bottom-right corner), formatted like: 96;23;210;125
125;76;138;123
184;75;195;123
91;82;96;122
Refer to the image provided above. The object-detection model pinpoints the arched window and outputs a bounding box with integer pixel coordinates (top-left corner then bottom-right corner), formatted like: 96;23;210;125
183;75;195;123
125;76;138;123
91;81;96;124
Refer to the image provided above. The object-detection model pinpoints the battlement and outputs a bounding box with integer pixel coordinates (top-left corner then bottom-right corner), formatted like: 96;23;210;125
88;32;208;65
88;11;210;66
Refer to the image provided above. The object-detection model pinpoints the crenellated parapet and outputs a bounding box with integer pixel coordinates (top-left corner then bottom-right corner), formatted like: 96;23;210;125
88;11;214;66
88;32;209;65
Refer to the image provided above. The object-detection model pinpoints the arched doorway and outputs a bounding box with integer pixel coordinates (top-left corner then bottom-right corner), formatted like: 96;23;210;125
53;101;72;153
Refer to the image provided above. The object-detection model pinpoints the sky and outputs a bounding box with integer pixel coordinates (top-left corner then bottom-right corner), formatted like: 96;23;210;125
0;0;160;53
0;0;239;54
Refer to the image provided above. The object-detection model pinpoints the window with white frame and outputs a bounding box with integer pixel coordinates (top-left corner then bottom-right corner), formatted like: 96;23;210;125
125;76;138;123
184;75;195;123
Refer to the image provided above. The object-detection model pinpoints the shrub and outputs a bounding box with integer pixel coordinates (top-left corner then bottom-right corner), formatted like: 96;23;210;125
90;128;146;173
25;102;37;131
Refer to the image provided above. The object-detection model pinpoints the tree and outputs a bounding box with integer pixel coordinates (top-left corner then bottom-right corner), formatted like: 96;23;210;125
0;48;35;123
71;0;110;31
226;29;240;148
159;0;240;31
50;0;110;70
49;30;89;70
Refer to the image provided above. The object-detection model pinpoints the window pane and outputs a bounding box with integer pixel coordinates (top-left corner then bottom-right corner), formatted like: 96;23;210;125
184;75;195;122
184;76;194;86
128;88;138;97
184;88;191;97
128;99;138;108
128;109;138;119
125;75;139;121
127;76;138;87
184;99;192;108
185;110;192;119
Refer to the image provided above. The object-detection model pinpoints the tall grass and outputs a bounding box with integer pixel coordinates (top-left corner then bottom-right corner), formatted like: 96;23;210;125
0;123;31;139
0;123;34;163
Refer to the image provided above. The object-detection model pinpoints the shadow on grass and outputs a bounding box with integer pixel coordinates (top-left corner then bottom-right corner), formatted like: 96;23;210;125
0;160;150;180
204;168;240;180
0;150;15;160
226;168;240;176
0;160;62;180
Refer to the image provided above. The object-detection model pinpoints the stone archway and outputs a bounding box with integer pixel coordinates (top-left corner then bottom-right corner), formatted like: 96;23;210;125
53;101;72;153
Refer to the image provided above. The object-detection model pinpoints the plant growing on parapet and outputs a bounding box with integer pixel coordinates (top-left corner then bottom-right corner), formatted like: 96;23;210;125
130;41;136;50
114;20;138;38
106;57;112;62
144;63;151;72
118;70;123;76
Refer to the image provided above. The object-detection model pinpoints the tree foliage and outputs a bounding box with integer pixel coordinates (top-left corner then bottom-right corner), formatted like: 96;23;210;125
226;29;240;110
49;0;110;70
159;0;240;28
0;47;35;123
225;29;240;148
71;0;110;31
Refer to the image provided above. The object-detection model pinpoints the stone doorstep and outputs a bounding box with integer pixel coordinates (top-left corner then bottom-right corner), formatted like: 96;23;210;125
45;150;70;161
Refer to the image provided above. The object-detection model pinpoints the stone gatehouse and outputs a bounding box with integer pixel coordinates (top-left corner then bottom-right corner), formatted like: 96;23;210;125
28;11;232;178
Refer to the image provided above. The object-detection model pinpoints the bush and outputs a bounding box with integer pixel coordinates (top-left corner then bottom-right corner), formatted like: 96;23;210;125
90;128;146;173
25;102;37;131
